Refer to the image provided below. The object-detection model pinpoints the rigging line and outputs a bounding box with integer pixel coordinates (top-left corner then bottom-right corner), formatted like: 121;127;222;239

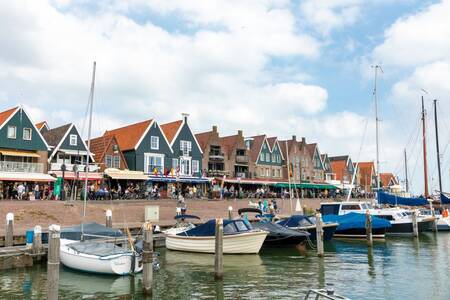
392;116;421;176
407;121;422;194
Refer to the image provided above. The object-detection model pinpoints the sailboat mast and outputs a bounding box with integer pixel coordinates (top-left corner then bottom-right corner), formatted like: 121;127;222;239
81;61;97;240
285;140;293;212
434;99;443;194
404;148;409;193
421;96;429;198
372;65;382;190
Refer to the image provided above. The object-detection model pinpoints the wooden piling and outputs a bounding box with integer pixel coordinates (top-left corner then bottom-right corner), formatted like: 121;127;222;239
315;213;324;257
47;224;60;300
5;213;14;247
32;225;43;261
228;206;233;220
215;218;224;280
143;222;153;295
106;209;112;228
412;210;419;237
431;207;438;233
365;210;373;247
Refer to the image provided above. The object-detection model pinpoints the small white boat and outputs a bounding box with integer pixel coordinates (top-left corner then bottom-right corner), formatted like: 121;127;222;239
163;214;200;235
60;239;142;275
166;219;268;254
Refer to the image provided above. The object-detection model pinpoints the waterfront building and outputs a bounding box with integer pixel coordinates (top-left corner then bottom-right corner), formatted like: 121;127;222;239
321;154;335;182
355;161;376;192
329;155;355;188
195;126;226;177
380;172;399;189
305;142;325;182
35;121;50;134
89;135;128;172
219;130;249;179
279;136;302;182
0;106;55;199
245;135;284;180
43;123;102;196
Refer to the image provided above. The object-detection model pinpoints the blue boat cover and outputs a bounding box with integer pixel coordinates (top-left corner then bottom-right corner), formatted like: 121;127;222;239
377;191;428;206
322;212;391;230
441;193;450;204
276;215;315;228
177;219;253;236
61;222;124;240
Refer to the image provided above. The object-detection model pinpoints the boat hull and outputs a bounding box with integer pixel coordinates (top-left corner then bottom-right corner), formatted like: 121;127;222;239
386;219;433;235
166;231;268;254
60;239;142;275
263;234;309;246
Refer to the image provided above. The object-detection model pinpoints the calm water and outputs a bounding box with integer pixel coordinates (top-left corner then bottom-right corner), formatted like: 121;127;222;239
1;233;450;299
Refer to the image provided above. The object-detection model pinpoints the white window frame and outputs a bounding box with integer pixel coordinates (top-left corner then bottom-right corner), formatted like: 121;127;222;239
192;160;199;173
260;168;264;177
113;155;120;168
265;153;270;162
145;153;164;174
7;126;16;139
260;153;264;162
23;128;32;140
265;168;269;177
105;155;113;168
150;136;159;150
272;154;276;163
180;140;192;152
70;134;77;146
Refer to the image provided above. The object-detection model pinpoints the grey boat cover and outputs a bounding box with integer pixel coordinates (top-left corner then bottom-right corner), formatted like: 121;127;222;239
69;241;132;258
61;222;124;241
252;222;310;237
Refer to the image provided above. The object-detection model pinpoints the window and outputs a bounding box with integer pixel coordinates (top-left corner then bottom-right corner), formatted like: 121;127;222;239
272;169;275;177
145;154;164;174
272;154;276;163
260;168;264;176
341;204;361;210
23;128;32;140
277;169;281;178
265;168;269;176
105;155;113;168
260;153;264;162
7;126;16;139
265;153;270;162
172;158;179;169
180;140;192;151
192;160;199;173
113;155;120;168
151;136;159;150
70;134;77;146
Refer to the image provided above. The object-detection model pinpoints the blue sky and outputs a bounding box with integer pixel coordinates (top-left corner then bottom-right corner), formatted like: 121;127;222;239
0;0;449;195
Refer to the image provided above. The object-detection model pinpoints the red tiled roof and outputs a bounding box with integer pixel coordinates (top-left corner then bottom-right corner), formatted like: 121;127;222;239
248;135;266;162
380;173;398;187
89;135;128;169
195;131;212;152
161;120;183;144
266;137;277;150
35;121;48;130
219;134;239;157
104;119;153;151
0;107;18;127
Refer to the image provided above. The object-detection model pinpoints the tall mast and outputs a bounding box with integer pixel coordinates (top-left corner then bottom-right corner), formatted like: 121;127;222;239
372;65;382;190
81;61;96;240
421;96;429;198
434;99;443;195
285;140;293;212
404;148;409;193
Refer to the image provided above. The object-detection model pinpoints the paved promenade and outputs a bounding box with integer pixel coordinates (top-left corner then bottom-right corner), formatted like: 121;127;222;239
0;198;334;235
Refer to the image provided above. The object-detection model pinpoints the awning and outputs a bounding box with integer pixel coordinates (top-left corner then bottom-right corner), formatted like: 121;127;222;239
0;149;40;158
104;168;147;180
148;175;210;184
219;177;282;185
50;171;103;181
0;172;56;182
274;182;337;190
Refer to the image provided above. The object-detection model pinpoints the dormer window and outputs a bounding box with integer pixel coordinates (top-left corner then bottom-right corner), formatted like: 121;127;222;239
23;128;32;140
70;134;77;146
7;126;16;139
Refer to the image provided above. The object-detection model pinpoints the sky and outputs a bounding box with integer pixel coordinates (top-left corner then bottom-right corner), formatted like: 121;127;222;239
0;0;449;195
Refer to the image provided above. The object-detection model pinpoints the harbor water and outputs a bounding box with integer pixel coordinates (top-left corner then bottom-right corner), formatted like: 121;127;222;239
1;233;450;299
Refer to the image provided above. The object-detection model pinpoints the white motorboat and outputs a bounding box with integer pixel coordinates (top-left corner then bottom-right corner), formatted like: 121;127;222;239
163;214;200;235
419;209;450;231
166;219;268;254
60;238;142;275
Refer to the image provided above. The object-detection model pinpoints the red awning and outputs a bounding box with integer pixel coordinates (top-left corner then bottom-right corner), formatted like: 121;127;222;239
50;171;103;181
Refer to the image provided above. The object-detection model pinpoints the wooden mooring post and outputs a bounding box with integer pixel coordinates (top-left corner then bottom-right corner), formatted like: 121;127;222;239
429;201;438;233
106;209;112;228
33;225;43;261
143;222;153;295
228;206;233;220
47;224;60;300
215;218;224;280
412;210;419;237
315;213;324;257
5;213;14;247
365;210;373;247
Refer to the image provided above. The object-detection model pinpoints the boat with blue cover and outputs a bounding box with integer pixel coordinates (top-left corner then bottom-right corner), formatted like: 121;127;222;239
237;208;310;246
322;212;391;239
165;219;268;254
276;215;338;241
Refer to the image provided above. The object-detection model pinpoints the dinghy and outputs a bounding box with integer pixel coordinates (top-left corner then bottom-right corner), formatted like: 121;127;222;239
166;219;268;254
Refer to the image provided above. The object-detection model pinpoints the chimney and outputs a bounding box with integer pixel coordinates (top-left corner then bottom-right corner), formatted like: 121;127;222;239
182;113;189;123
301;137;306;144
212;125;218;133
292;135;297;141
238;130;243;137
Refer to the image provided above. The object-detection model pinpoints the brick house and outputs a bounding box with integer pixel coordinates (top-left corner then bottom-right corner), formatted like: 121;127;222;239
329;155;355;185
195;126;226;177
89;135;128;172
355;161;376;192
220;130;249;178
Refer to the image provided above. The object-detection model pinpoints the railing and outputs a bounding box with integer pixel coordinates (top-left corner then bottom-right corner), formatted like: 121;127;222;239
235;171;250;179
236;155;249;163
209;152;224;160
0;161;44;173
50;163;99;172
207;170;229;177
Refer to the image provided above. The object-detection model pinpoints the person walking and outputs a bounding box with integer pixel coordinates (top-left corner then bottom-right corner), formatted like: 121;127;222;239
17;183;25;200
34;183;40;200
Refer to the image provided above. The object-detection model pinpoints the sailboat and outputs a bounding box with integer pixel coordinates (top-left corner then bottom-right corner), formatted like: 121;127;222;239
59;62;142;275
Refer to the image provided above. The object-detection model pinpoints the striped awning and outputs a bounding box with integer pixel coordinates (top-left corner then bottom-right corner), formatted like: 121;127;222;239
0;149;40;158
0;172;56;182
104;168;148;180
50;171;103;181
